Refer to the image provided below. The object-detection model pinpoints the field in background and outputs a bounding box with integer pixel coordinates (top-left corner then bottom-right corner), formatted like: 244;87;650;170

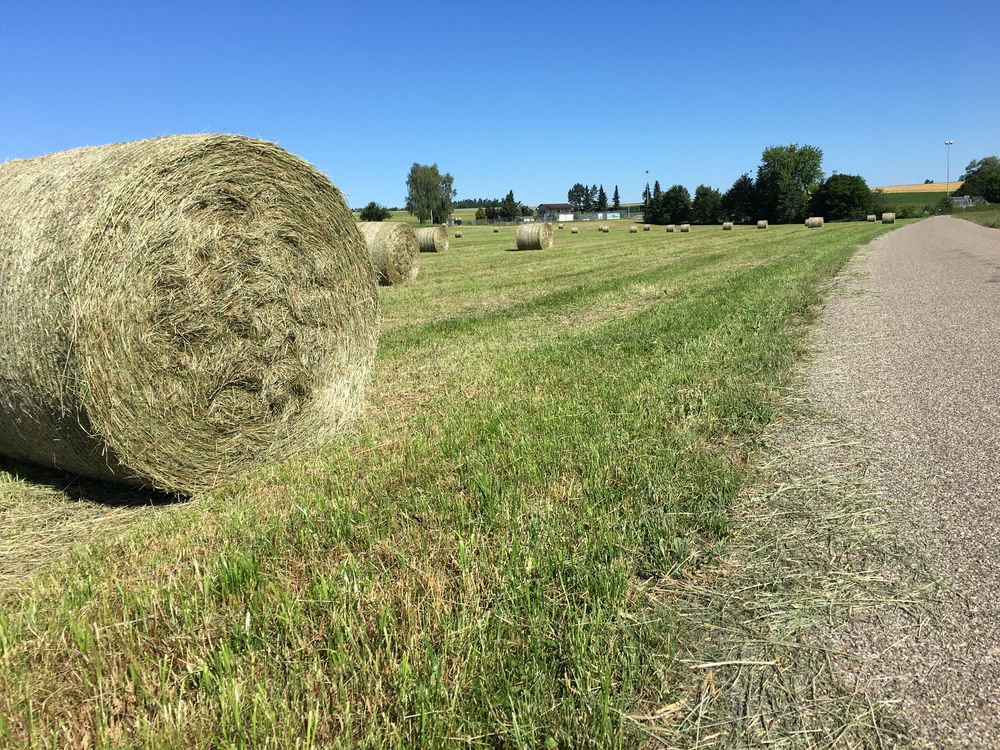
879;190;949;210
0;219;901;747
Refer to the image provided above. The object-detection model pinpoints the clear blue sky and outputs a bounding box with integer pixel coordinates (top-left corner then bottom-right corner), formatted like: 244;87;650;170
2;0;997;207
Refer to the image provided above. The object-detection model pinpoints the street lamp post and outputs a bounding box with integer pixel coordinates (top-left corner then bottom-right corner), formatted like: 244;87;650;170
945;140;954;199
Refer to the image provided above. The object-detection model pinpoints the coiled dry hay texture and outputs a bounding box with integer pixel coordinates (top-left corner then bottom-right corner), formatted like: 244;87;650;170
514;223;553;250
0;134;378;495
416;225;448;252
722;221;733;230
680;224;691;232
757;220;768;229
357;221;419;286
628;225;638;233
805;217;824;228
882;213;896;224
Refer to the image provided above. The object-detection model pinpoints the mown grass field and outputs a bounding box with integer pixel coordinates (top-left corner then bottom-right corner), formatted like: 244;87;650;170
0;219;900;748
957;206;1000;228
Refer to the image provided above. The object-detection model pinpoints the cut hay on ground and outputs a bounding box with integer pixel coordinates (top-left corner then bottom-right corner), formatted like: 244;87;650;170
757;220;768;229
357;221;419;286
680;224;691;232
805;217;824;228
416;225;449;252
722;222;733;230
629;225;638;233
867;215;877;222
514;223;553;250
0;134;379;495
882;213;896;224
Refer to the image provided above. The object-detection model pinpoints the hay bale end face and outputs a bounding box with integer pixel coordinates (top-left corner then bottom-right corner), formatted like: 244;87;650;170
666;224;675;232
358;222;420;286
882;212;896;224
629;225;638;233
867;214;877;222
416;225;449;252
680;224;691;233
757;220;768;229
513;223;553;251
722;221;733;230
805;217;824;228
0;134;379;495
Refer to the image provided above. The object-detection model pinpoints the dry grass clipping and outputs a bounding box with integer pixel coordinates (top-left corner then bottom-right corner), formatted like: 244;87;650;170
514;223;553;250
0;134;379;496
357;221;419;286
416;225;448;252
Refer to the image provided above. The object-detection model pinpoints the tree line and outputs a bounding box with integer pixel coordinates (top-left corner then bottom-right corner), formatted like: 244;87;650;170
565;184;620;212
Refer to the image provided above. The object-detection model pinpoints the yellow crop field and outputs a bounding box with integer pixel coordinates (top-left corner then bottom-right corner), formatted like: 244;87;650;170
878;181;964;193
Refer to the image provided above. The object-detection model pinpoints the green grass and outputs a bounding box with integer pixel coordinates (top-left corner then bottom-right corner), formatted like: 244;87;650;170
878;191;947;211
956;205;1000;228
0;219;902;748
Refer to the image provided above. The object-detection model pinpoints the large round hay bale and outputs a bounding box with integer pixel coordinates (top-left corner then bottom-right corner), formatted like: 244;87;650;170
680;224;691;233
454;230;463;238
416;225;448;252
666;225;675;233
757;220;768;229
805;217;824;228
493;227;501;233
0;134;378;494
881;212;896;224
514;223;553;250
602;226;610;233
643;224;651;231
629;225;639;233
357;222;419;286
866;214;877;222
570;226;579;234
558;223;564;229
722;221;733;230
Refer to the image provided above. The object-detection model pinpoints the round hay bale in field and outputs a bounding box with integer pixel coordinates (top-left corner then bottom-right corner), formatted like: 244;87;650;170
493;227;501;233
629;225;638;233
602;226;610;233
416;225;449;252
722;221;733;230
0;134;379;495
514;222;554;250
558;223;564;229
643;224;651;231
882;212;896;224
357;222;419;286
757;220;768;229
680;224;691;233
570;226;579;234
866;214;877;222
666;225;675;233
454;230;463;238
805;217;824;228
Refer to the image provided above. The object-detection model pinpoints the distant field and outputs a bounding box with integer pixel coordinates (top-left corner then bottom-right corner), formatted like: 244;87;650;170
879;191;949;210
1;219;903;747
878;182;963;193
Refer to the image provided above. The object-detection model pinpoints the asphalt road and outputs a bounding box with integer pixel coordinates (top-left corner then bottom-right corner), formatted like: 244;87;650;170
807;216;1000;747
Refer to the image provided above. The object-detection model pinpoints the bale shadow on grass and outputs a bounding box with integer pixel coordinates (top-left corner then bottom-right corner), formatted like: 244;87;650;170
0;457;186;589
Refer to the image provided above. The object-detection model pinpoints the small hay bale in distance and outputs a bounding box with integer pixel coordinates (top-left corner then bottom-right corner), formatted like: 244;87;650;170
417;225;449;252
882;212;896;224
454;230;463;238
643;224;651;231
629;225;639;233
601;226;610;233
358;221;420;286
666;224;675;233
722;221;733;230
867;214;877;222
680;224;691;233
805;217;824;228
570;226;579;234
514;222;554;251
558;223;564;229
757;220;768;229
0;134;379;495
493;227;501;233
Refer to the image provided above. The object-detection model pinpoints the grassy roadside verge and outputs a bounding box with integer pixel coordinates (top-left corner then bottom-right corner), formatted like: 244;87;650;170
0;221;898;747
955;206;1000;228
